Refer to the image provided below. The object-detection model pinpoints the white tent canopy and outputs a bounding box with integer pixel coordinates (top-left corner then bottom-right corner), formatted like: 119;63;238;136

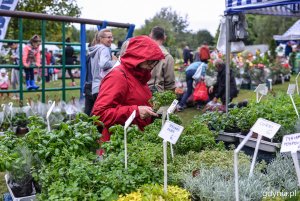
273;19;300;41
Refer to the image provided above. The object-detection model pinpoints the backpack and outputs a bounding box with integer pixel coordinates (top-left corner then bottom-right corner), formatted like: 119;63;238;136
84;54;93;96
199;46;210;61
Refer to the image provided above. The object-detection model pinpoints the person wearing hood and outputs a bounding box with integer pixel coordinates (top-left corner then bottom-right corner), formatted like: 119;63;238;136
22;34;41;90
91;35;165;142
85;29;117;115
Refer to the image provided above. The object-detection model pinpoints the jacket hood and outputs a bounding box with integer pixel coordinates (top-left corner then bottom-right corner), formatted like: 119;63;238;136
88;44;106;57
120;35;164;69
120;35;164;84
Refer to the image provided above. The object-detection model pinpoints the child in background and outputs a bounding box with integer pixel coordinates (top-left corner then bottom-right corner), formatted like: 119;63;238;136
0;68;10;98
22;34;41;90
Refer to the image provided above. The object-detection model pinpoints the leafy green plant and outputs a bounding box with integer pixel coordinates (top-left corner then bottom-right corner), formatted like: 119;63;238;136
151;91;177;111
175;120;223;155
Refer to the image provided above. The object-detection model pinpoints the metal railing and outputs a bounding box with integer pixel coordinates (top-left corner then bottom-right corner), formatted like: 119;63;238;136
0;10;135;103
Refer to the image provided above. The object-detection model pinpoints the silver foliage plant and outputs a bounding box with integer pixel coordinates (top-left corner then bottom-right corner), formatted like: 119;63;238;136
182;154;297;201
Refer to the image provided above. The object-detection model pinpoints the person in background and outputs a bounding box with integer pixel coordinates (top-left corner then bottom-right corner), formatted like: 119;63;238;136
194;47;201;62
285;41;293;59
209;59;238;105
8;42;20;99
85;29;117;115
0;68;10;98
183;45;190;66
49;50;55;81
45;48;51;82
148;26;175;93
65;37;76;86
199;41;210;63
22;34;41;90
177;61;207;111
91;35;164;142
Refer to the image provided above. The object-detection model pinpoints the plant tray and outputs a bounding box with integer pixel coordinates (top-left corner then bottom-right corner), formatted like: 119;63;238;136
217;131;240;143
236;134;281;153
5;174;36;201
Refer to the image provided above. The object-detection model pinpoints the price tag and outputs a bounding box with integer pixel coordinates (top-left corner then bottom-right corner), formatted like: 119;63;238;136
280;133;300;153
254;84;268;95
287;84;296;95
251;118;281;139
124;110;136;130
167;99;178;114
159;120;184;144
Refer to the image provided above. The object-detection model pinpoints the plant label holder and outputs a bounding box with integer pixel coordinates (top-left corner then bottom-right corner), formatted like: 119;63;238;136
124;110;136;170
287;84;299;119
166;99;178;159
234;118;280;201
254;84;268;103
296;72;300;95
267;79;272;90
280;133;300;186
159;120;184;193
46;101;55;132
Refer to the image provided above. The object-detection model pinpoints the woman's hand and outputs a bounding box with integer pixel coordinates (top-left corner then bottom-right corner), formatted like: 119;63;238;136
209;86;214;94
138;106;158;119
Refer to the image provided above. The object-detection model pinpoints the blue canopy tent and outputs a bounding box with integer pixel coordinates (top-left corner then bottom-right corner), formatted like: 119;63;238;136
223;0;300;113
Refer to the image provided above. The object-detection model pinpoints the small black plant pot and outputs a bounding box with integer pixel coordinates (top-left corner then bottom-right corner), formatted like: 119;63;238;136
16;126;29;135
8;175;33;197
33;179;42;193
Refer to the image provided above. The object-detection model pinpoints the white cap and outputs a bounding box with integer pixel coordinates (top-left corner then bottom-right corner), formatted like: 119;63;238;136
0;68;6;74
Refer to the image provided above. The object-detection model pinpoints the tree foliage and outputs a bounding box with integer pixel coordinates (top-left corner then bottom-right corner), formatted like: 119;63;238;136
7;0;81;41
245;15;298;45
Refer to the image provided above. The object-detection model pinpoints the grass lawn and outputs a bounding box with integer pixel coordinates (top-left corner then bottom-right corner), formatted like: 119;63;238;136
0;75;296;197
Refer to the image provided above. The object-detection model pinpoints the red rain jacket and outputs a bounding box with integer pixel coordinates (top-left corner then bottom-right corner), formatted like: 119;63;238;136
91;35;164;142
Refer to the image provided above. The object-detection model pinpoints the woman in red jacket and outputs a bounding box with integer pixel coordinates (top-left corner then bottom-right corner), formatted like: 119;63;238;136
91;35;165;142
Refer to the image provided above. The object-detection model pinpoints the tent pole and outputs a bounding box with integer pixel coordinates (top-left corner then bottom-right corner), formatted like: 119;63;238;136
225;15;231;113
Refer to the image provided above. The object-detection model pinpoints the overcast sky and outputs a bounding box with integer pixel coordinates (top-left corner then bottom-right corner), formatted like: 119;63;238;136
76;0;225;36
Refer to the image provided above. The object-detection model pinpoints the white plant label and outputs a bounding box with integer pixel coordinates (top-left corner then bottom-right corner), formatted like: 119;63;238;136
159;120;183;144
280;133;300;153
287;84;296;95
167;99;178;114
254;84;268;95
124;110;136;130
46;101;56;119
251;118;281;139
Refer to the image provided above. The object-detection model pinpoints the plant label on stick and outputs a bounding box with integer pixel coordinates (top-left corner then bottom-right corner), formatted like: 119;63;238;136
46;101;55;132
159;120;183;144
124;110;136;170
280;133;300;153
254;84;268;103
251;118;281;139
254;84;268;95
167;99;178;114
287;84;296;95
124;110;136;130
46;101;56;120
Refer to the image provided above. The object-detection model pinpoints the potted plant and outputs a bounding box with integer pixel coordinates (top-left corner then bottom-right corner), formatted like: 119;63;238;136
8;146;34;198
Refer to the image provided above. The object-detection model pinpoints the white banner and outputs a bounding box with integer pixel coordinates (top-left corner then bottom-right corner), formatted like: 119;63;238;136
0;0;19;49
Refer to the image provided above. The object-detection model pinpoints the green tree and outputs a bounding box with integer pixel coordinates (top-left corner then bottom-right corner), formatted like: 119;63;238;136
245;15;297;45
154;7;189;33
7;0;81;41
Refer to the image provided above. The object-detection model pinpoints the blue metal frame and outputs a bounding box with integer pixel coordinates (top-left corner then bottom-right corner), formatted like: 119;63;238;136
80;23;86;99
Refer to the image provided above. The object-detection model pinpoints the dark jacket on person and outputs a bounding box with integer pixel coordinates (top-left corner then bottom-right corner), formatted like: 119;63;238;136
214;66;238;104
65;45;74;65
